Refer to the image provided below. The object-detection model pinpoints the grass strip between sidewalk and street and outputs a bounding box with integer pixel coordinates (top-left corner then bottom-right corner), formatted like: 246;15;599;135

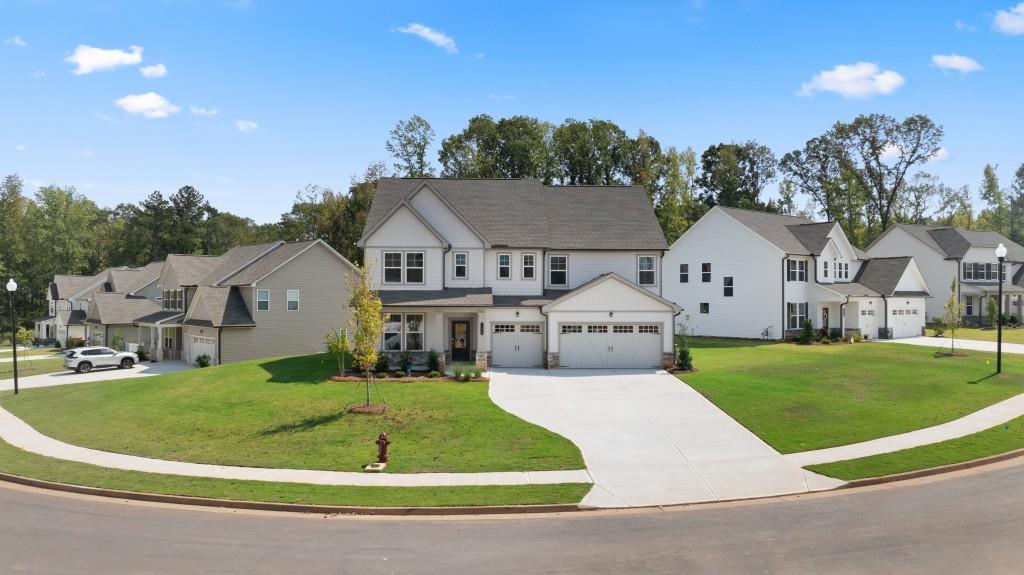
0;358;65;379
806;414;1024;481
0;438;591;508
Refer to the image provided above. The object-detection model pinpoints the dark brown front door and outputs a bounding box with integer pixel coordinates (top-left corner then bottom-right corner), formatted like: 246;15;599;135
451;321;471;362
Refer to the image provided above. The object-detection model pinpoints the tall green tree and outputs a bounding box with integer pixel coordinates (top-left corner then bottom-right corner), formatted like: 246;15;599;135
1010;163;1024;243
386;114;435;177
168;185;210;255
696;141;777;210
655;146;701;244
551;118;629;185
978;164;1008;235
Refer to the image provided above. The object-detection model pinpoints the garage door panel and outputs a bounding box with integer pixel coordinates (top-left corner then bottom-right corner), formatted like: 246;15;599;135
491;323;543;368
559;324;662;369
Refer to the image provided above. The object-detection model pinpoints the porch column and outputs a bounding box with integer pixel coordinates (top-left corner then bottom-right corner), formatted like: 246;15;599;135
431;311;445;370
156;326;163;361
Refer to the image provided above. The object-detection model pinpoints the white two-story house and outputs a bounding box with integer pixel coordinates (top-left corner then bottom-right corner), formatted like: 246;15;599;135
357;178;680;369
867;224;1024;325
662;206;930;340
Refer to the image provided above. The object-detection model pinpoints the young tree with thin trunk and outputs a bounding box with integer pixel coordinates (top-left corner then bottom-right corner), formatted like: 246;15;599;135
944;277;964;354
348;263;384;406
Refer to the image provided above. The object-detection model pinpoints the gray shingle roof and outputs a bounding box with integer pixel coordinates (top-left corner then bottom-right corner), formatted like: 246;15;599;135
57;309;87;326
787;222;837;254
185;286;255;327
362;178;668;250
492;291;565;307
379;288;494;307
717;207;818;254
199;241;282;285
218;240;318;286
136;310;185;325
853;257;927;297
88;293;161;325
52;273;105;300
821;282;881;297
881;224;1024;261
164;255;224;287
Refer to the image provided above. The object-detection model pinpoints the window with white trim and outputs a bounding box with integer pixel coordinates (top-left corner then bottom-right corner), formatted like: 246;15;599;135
723;276;734;297
679;264;689;283
405;313;424;351
522;253;535;280
787;302;808;329
453;252;468;279
549;255;568;286
588;325;608;334
701;262;711;282
638;255;656;286
561;325;582;334
162;289;184;311
383;313;402;351
965;296;974;316
638;325;660;334
823;260;829;278
256;289;270;312
497;253;512;279
383;252;403;284
286;290;300;311
405;252;424;284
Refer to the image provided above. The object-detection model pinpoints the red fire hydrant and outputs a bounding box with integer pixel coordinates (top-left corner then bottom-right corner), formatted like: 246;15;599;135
376;432;391;463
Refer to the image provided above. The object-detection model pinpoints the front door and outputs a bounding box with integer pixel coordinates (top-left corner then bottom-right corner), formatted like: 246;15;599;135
451;320;471;362
822;308;829;332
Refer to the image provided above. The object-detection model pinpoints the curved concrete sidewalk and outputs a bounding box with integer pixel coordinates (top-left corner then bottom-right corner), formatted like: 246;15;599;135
787;391;1024;467
881;336;1024;355
0;405;590;487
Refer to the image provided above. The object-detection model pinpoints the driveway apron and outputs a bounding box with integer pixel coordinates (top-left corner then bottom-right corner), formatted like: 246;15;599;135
490;369;844;508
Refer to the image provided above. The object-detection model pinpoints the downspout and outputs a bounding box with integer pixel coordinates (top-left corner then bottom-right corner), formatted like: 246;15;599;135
539;248;550;367
659;249;666;298
881;294;889;338
441;244;451;290
839;295;850;338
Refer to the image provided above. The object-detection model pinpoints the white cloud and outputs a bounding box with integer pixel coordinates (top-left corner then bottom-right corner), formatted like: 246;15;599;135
140;63;167;78
189;105;219;117
114;92;180;119
797;62;904;98
931;54;982;73
66;44;143;75
994;3;1024;35
15;144;26;152
236;120;258;132
954;19;977;31
930;148;950;162
396;23;458;54
5;36;27;48
488;94;515;101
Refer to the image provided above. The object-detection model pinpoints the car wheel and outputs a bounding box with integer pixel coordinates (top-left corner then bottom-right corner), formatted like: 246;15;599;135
77;362;92;374
120;358;134;369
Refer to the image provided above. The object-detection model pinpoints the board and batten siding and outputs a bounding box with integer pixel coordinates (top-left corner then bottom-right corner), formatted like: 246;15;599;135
662;208;784;339
867;227;954;321
408;187;483;248
219;243;355;364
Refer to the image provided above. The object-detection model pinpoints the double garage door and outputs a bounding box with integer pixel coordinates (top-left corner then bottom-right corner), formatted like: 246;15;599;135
188;335;217;365
559;324;662;369
492;324;544;368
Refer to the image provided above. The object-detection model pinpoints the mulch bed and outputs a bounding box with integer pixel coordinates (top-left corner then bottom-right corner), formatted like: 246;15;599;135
346;404;387;414
328;374;488;383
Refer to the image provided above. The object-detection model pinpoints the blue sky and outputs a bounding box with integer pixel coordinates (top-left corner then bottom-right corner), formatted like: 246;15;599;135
2;1;1022;223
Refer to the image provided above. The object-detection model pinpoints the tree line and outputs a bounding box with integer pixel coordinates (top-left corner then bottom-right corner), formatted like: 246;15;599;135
3;111;1022;329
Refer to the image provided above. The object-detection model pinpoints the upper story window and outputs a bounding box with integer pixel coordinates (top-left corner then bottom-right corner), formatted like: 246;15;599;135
405;252;424;283
286;290;300;311
497;253;512;279
522;253;535;280
823;260;828;278
256;289;270;312
723;276;734;297
453;252;468;279
843;262;849;279
701;262;711;283
549;255;568;286
679;264;688;283
638;255;657;286
383;252;403;284
963;262;1005;281
162;289;184;311
786;260;807;282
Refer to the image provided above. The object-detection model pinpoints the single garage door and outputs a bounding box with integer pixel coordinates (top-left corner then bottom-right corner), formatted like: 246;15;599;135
558;324;662;368
890;307;920;339
491;323;543;367
189;335;216;365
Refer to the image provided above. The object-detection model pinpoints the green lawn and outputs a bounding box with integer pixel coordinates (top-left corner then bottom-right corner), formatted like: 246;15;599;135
925;326;1024;345
807;414;1024;480
0;358;65;379
0;438;589;507
681;338;1024;454
0;353;584;474
0;348;62;358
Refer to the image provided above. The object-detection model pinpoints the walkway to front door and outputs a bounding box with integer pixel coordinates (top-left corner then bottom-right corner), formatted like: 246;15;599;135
451;320;471;362
489;369;843;508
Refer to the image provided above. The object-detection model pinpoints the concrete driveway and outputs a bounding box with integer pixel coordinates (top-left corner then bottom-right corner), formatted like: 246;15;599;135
1;360;192;391
490;369;844;508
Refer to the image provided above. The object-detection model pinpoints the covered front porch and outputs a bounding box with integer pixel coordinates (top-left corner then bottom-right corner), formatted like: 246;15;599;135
379;306;492;370
136;311;185;361
960;284;1024;327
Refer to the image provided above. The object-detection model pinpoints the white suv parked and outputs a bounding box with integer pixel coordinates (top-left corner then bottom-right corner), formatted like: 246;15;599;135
63;347;138;374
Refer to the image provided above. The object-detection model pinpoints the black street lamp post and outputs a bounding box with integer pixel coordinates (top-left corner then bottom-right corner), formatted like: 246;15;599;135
5;278;17;395
997;243;1007;374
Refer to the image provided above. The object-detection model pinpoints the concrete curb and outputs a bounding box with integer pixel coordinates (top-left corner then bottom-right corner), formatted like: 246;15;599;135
836;446;1024;488
0;470;588;516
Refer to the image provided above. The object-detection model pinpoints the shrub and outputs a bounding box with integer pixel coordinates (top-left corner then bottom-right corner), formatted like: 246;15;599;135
374;371;389;379
136;348;148;362
324;330;350;375
828;328;842;340
427;349;441;372
818;336;831;345
427;370;441;378
392;370;406;379
374;353;390;373
399;350;414;372
930;318;946;337
451;362;482;381
110;331;125;352
675;338;693;371
194;354;212;368
799;320;814;345
851;331;863;343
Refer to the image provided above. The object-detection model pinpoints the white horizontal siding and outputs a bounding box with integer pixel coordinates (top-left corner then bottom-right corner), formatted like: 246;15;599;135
485;249;544;295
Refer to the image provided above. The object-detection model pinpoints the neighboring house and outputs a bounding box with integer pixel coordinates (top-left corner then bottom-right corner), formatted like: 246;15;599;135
143;239;357;365
357;178;680;369
662;206;930;340
35;269;126;345
83;261;164;349
867;224;1024;325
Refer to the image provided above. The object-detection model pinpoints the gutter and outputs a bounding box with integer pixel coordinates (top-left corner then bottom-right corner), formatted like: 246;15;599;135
882;294;889;336
781;254;790;339
839;294;850;336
